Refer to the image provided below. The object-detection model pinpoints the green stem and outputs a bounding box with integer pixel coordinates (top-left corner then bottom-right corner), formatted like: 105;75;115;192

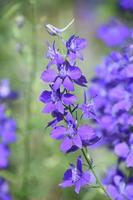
21;0;37;199
81;149;112;200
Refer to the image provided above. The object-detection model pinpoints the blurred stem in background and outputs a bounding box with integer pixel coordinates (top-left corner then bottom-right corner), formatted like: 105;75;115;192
21;0;37;199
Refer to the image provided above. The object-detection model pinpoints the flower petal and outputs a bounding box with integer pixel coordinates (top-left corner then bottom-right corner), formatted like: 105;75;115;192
39;91;51;103
62;93;77;105
78;125;95;141
60;138;72;153
42;102;55;113
77;156;82;172
73;135;82;149
51;126;66;140
41;69;57;82
114;142;129;158
68;66;82;80
53;77;62;90
59;180;73;188
126;151;133;167
63;77;74;91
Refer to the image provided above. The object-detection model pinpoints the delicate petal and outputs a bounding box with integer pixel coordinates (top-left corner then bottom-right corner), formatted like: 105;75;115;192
42;102;55;113
60;138;72;152
63;169;72;180
78;125;95;141
74;75;87;86
59;180;73;188
56;101;64;114
114;142;129;158
77;156;82;172
39;91;51;103
51;126;66;140
73;135;82;148
68;66;82;80
63;77;74;91
74;180;81;193
62;93;77;105
53;77;62;90
126;151;133;167
107;184;119;199
80;171;90;186
41;69;57;82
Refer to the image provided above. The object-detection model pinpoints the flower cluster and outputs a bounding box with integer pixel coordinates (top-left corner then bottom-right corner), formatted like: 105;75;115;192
40;34;102;193
89;45;133;199
0;79;18;200
97;19;131;47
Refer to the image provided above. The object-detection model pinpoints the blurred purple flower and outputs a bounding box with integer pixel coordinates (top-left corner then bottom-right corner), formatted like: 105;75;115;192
104;169;133;200
97;19;130;47
120;0;133;11
59;156;92;193
0;178;12;200
0;79;18;101
0;144;10;169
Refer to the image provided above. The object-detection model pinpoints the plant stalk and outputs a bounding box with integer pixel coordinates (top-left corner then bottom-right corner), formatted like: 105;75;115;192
81;149;112;200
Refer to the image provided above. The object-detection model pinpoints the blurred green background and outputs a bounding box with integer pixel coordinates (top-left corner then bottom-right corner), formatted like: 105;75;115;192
0;0;119;199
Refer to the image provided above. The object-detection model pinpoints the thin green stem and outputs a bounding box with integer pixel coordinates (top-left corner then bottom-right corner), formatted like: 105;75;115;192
81;149;112;200
21;0;37;199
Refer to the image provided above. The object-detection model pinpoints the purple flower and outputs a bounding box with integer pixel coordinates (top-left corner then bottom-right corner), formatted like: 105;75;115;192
79;91;98;121
97;19;130;47
114;141;133;167
120;0;133;11
0;79;18;101
104;169;133;200
51;113;99;153
41;61;86;91
0;178;12;200
0;144;10;169
46;42;64;68
40;89;77;114
59;156;92;193
66;35;87;62
0;118;17;144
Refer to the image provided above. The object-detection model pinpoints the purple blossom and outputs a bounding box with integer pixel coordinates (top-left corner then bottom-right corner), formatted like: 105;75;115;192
104;169;133;200
0;144;10;169
0;79;18;101
0;178;12;200
51;113;99;153
40;89;77;114
97;19;130;47
79;91;98;121
66;35;87;62
46;42;64;68
120;0;133;11
59;156;92;193
41;61;87;91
